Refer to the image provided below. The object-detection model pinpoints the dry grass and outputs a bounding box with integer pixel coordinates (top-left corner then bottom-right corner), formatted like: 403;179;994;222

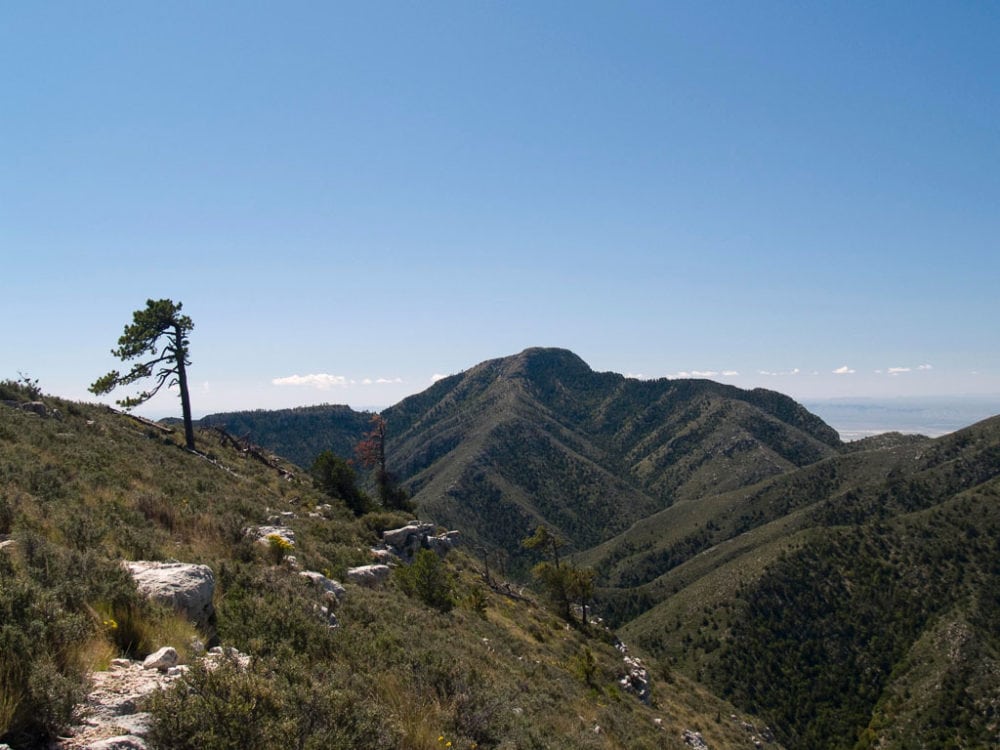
374;673;445;750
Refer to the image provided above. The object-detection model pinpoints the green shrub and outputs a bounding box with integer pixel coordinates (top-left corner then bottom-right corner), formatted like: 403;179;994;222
394;549;454;613
146;657;286;750
215;563;337;661
0;496;12;535
0;566;91;745
146;655;391;750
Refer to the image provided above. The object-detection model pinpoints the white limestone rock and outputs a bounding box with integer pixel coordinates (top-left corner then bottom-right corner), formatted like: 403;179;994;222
299;571;347;603
142;647;178;672
345;564;391;588
126;561;215;627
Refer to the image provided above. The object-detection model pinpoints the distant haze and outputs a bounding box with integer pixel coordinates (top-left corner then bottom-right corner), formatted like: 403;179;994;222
803;397;1000;441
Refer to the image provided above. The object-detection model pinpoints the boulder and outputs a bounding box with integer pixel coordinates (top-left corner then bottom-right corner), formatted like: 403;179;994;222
383;521;435;552
142;646;178;672
126;561;215;626
346;564;391;588
381;522;459;562
21;401;47;416
683;730;709;750
299;571;347;603
426;534;455;557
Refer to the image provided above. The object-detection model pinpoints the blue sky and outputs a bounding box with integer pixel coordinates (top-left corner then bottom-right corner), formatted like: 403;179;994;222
2;2;998;419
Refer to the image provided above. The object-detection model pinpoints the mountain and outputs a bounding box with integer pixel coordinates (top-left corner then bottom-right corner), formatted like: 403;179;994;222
0;381;774;749
382;347;841;569
196;348;841;569
186;347;1000;747
603;416;1000;747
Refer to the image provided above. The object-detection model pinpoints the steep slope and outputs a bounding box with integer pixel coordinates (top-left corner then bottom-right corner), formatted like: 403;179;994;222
611;416;1000;748
0;384;781;750
382;347;841;565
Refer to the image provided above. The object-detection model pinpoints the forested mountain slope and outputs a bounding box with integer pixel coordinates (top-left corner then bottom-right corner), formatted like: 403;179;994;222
611;416;1000;748
382;348;841;565
194;404;372;469
195;348;843;572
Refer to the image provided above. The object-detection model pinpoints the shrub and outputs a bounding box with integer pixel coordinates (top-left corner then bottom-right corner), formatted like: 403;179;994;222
146;657;286;750
265;533;293;565
146;655;391;750
0;568;91;745
310;451;371;516
395;549;454;613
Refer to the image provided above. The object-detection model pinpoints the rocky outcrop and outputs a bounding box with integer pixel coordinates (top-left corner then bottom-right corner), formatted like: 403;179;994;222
299;571;346;603
615;640;651;704
21;401;48;416
126;562;215;627
87;735;148;750
376;521;459;563
345;564;391;588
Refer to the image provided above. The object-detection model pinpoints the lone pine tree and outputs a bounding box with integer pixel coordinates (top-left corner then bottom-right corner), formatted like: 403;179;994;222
90;298;197;449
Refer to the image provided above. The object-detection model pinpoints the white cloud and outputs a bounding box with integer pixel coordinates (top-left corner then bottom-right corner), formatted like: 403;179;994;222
877;364;932;376
431;373;449;383
722;370;740;377
833;366;855;375
625;372;646;380
272;373;349;389
759;368;800;377
272;373;403;389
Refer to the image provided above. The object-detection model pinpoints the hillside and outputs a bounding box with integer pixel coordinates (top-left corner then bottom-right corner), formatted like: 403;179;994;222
181;349;1000;748
609;416;1000;747
199;348;843;571
0;380;778;750
194;404;373;469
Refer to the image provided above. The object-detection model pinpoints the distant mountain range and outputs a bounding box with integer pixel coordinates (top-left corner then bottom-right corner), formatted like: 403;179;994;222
192;347;1000;747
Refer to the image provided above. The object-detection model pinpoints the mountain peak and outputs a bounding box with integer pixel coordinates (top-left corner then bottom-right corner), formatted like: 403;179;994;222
503;347;594;377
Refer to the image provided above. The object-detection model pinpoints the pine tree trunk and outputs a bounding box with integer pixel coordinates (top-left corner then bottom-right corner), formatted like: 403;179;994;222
174;327;196;450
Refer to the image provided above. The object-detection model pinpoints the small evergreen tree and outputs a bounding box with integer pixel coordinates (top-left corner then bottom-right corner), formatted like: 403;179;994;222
310;450;370;516
522;525;595;626
395;549;454;612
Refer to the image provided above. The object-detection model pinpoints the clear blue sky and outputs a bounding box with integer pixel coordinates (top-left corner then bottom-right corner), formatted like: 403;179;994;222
2;1;998;419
